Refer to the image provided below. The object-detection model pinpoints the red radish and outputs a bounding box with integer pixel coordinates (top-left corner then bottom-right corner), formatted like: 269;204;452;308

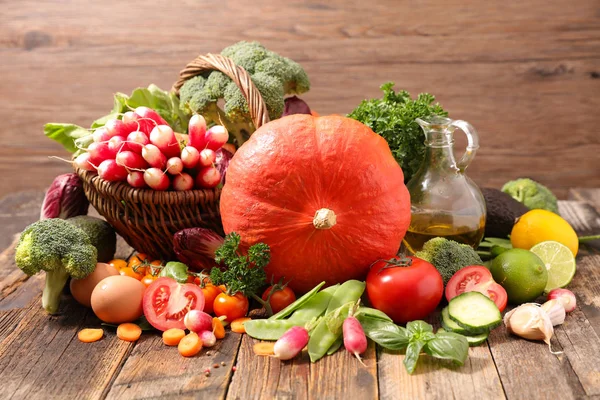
184;310;213;333
127;171;147;188
547;289;577;312
343;316;368;364
166;157;183;175
108;135;129;154
199;149;217;167
74;152;96;171
181;146;200;169
200;330;216;347
150;125;180;158
143;168;170;190
188;114;207;150
205;125;229;151
173;173;194;191
116;151;148;170
127;131;150;154
273;326;309;360
105;118;136;138
92;127;110;143
142;144;167;169
196;167;221;189
135;106;169;126
123;111;155;134
87;141;115;162
97;159;128;182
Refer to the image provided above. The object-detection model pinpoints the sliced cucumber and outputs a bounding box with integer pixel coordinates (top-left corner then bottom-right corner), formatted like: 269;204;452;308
448;292;502;334
441;307;469;335
464;331;489;347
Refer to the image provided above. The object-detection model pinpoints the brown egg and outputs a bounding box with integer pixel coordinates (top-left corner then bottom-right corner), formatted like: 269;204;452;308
70;263;119;308
91;275;145;323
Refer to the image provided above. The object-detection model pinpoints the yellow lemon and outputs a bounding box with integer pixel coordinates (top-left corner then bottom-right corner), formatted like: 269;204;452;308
510;209;578;256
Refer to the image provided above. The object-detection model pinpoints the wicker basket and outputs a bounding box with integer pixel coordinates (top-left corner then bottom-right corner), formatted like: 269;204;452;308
76;53;270;260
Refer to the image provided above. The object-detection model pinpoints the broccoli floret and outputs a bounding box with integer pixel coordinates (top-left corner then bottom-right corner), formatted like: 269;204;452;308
67;216;116;262
15;219;97;314
501;178;559;214
179;41;310;146
415;237;483;285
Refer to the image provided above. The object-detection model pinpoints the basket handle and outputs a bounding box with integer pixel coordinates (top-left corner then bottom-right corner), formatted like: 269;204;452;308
172;53;270;130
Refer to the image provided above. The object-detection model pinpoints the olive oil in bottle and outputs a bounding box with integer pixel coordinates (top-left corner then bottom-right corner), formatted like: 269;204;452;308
403;213;485;254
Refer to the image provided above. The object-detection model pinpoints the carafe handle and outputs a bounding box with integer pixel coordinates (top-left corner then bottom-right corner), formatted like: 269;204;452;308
450;120;479;172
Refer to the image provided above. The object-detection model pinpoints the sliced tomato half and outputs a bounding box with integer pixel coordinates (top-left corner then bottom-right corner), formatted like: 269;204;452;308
445;266;508;312
143;277;205;331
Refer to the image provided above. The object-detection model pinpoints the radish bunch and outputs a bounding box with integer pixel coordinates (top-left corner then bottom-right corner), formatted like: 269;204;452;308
77;108;230;191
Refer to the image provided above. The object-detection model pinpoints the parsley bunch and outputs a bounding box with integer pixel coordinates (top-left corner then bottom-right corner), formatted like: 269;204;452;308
210;232;270;297
347;82;448;183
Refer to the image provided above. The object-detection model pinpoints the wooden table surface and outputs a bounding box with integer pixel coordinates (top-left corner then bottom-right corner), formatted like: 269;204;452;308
0;188;598;400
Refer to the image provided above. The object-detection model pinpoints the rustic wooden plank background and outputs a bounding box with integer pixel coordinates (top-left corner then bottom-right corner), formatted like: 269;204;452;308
1;0;599;201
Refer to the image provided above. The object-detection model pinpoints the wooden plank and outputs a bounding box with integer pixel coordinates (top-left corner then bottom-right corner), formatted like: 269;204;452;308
105;332;242;399
0;295;133;399
1;0;600;198
227;335;378;400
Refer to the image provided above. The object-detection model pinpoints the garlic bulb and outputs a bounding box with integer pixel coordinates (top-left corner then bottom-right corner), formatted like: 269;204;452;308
504;303;560;353
541;299;566;326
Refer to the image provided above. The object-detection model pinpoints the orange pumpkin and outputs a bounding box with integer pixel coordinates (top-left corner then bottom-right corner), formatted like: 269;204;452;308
220;115;411;293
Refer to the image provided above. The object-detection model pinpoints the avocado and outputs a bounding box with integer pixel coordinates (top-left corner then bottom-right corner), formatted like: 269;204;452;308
482;188;529;238
67;216;117;262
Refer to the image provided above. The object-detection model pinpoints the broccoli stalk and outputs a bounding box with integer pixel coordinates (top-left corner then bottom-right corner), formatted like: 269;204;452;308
15;219;97;314
415;237;483;285
179;41;310;146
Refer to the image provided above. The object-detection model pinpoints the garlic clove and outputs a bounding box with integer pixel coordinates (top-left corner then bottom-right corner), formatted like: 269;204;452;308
541;299;566;326
504;303;555;349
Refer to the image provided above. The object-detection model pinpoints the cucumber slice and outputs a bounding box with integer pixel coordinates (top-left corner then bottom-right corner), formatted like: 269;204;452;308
440;307;469;334
465;331;489;347
448;292;502;333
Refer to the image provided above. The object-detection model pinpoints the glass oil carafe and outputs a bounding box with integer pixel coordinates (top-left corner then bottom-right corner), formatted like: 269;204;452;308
403;116;486;253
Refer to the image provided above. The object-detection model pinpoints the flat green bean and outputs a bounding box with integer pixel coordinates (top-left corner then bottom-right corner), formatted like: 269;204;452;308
287;284;339;324
356;306;392;321
327;335;343;356
324;280;366;313
243;319;296;341
269;281;326;320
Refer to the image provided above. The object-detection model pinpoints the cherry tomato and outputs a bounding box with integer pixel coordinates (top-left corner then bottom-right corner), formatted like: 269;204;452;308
262;286;296;314
128;253;149;276
213;292;249;322
218;284;227;293
119;266;144;280
141;274;158;287
146;260;163;276
366;256;443;324
445;266;508;312
142;277;205;331
108;259;127;270
201;284;223;315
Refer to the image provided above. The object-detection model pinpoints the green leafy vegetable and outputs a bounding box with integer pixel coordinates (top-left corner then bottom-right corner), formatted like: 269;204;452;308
359;318;470;374
210;232;270;297
44;124;90;154
347;82;448;183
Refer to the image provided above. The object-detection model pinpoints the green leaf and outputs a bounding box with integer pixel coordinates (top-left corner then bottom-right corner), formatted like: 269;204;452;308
359;317;409;350
404;340;426;374
44;123;92;153
424;331;469;366
406;320;434;339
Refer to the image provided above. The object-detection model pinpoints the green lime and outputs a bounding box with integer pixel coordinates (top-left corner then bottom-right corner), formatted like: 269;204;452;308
530;241;576;293
490;248;548;304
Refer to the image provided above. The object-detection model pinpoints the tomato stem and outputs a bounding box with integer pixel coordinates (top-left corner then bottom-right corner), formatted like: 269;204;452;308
374;256;413;274
251;293;274;316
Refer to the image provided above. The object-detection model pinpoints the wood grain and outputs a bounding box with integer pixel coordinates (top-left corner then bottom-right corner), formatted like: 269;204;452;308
0;0;599;198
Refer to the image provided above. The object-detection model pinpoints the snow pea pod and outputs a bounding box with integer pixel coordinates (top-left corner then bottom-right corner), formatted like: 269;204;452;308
356;307;392;322
270;281;326;320
327;335;343;356
324;280;366;313
245;284;338;340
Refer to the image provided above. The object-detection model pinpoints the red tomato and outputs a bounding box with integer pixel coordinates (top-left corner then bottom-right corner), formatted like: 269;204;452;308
143;277;205;331
366;256;443;324
201;284;223;315
213;292;249;322
445;266;508;312
262;286;296;314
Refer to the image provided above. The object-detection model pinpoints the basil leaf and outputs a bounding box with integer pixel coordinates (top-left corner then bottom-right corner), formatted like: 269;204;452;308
356;306;393;322
404;340;426;374
360;318;409;350
406;320;435;342
44;123;91;153
424;331;469;366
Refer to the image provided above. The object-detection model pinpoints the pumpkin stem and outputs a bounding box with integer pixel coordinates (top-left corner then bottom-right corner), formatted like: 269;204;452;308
313;208;337;229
